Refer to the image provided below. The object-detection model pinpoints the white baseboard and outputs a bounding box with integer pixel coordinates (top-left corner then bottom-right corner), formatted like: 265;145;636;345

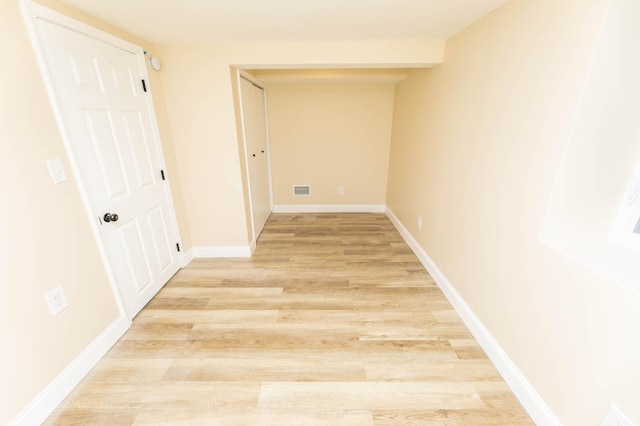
192;245;252;258
249;238;257;254
273;204;386;213
180;248;195;267
9;315;130;426
385;207;561;426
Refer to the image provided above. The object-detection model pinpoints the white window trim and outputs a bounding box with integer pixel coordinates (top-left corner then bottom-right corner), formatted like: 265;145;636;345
611;169;640;250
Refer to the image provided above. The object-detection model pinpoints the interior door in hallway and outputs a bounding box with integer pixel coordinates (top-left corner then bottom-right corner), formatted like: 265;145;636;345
240;77;272;240
35;16;181;318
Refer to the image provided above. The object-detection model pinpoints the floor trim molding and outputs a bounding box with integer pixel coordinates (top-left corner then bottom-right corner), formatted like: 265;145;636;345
180;248;195;267
385;207;560;426
273;204;386;213
9;315;130;426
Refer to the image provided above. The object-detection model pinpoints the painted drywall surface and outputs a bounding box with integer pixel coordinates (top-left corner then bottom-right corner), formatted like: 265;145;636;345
266;83;395;206
155;45;250;248
0;1;120;422
157;41;442;248
387;0;640;423
33;0;193;251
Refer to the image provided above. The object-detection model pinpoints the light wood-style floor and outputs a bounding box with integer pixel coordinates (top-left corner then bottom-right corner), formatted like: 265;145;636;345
46;213;532;425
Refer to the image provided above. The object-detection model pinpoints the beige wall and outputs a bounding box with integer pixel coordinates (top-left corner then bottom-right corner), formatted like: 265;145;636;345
386;0;640;423
156;41;443;249
1;0;117;422
1;0;189;423
154;46;250;248
265;81;395;206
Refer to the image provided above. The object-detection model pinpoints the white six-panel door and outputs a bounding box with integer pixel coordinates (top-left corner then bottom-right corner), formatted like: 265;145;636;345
35;15;181;318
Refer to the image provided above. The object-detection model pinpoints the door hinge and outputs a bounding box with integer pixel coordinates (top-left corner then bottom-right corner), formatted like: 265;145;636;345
141;79;147;92
176;243;181;252
160;169;165;180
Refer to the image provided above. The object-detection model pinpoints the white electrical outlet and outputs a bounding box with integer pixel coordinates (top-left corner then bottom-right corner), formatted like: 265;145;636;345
601;405;635;426
338;186;345;195
45;286;69;316
417;216;423;230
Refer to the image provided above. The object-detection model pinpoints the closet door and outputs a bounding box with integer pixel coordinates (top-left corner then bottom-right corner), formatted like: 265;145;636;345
240;77;271;240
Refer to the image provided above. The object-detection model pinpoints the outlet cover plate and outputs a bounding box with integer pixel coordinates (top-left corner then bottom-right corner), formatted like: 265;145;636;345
45;286;69;316
601;405;635;426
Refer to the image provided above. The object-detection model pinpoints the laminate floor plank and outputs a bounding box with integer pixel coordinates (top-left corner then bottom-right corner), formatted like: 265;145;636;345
257;382;485;411
45;213;531;425
132;408;374;426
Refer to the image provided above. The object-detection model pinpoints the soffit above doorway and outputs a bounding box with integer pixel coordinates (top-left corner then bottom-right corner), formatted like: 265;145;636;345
250;69;409;85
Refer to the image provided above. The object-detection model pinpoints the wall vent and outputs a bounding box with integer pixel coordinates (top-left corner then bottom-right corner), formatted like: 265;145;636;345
293;185;311;196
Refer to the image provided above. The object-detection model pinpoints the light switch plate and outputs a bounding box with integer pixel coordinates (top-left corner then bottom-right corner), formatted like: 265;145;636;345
46;158;68;184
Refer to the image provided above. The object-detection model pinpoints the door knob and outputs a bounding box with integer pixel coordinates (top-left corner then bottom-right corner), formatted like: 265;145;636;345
103;213;119;223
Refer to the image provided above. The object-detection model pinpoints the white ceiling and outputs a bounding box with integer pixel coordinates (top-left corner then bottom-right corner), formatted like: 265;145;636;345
58;0;510;44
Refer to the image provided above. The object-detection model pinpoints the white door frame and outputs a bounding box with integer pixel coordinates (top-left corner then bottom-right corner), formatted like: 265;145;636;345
236;69;274;250
21;1;184;320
